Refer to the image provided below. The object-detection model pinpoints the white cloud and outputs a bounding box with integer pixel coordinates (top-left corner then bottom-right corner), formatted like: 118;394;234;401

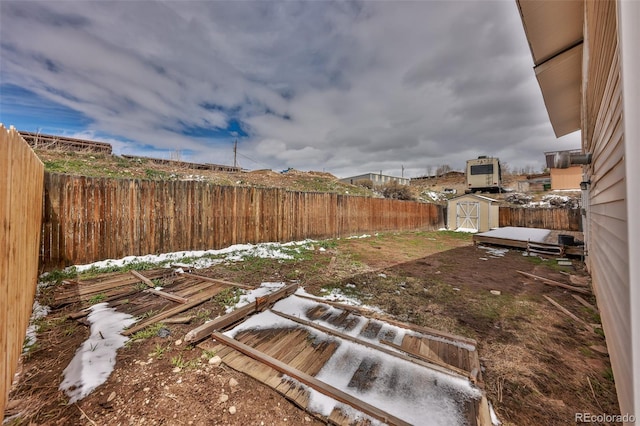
0;0;580;177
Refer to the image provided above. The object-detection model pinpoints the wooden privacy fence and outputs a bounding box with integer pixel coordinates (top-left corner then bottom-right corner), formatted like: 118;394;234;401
1;126;44;416
499;207;582;231
41;173;444;269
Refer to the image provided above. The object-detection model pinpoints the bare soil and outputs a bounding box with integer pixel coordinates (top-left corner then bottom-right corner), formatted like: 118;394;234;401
5;231;619;425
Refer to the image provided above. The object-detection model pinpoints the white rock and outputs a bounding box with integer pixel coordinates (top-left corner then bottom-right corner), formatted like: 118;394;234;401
175;339;182;346
228;406;236;415
229;378;239;387
218;394;229;403
490;290;501;296
107;391;116;402
208;355;222;366
172;367;181;373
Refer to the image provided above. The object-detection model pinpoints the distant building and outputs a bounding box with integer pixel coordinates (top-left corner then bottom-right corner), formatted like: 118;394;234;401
545;150;582;190
340;173;409;186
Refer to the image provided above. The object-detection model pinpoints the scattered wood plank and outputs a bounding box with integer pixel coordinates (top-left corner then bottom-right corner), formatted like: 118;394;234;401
571;294;598;312
130;270;157;288
162;316;192;324
543;295;596;333
569;274;591;287
144;288;188;304
183;283;298;344
123;285;227;336
130;270;188;304
211;332;412;426
294;294;477;347
53;270;173;305
516;271;591;295
179;272;254;290
527;241;563;257
271;310;470;380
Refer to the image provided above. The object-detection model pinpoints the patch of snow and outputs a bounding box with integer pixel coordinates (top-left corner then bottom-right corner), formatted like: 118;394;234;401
182;174;207;181
23;301;50;353
223;310;299;338
454;227;478;233
73;240;316;272
489;401;501;425
346;234;372;240
309;338;481;425
421;190;447;203
478;246;509;257
59;303;136;403
477;227;550;243
224;282;286;314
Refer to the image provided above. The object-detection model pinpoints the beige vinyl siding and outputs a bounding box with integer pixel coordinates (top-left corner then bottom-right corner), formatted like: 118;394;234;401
583;0;632;415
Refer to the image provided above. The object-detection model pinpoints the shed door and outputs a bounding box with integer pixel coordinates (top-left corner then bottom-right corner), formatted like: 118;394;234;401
456;202;479;231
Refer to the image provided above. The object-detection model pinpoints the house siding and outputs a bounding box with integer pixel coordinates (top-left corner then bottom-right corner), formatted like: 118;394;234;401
583;0;632;415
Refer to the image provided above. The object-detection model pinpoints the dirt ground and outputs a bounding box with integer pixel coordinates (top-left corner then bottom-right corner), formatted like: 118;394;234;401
5;231;619;425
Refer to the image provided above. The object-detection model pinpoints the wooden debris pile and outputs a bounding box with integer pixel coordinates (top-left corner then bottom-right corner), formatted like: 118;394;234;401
57;268;256;335
196;294;492;425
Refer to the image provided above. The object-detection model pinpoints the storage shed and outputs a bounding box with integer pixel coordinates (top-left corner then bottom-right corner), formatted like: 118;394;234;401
447;194;500;232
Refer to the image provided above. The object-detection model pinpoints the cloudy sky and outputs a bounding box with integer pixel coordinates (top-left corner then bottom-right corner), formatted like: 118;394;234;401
0;0;580;178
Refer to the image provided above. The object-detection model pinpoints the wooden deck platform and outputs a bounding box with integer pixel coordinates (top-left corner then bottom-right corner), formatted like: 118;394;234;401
473;227;584;257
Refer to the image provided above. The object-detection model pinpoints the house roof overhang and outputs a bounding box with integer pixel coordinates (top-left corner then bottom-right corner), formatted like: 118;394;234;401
516;0;584;137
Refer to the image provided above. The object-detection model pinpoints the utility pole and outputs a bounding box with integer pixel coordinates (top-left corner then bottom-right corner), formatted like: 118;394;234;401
401;165;404;178
233;139;237;169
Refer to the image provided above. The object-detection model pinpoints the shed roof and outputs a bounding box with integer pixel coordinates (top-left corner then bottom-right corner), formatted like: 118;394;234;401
448;193;501;204
516;0;584;137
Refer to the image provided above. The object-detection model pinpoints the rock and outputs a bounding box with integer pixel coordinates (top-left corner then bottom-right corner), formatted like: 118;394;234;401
175;339;182;346
172;367;181;373
208;355;222;366
304;416;312;422
229;378;239;387
490;290;501;296
143;387;150;392
107;391;116;402
157;328;171;338
228;406;236;415
218;394;229;403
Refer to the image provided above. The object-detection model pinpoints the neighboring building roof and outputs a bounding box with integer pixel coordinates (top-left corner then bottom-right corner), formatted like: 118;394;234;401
517;0;584;137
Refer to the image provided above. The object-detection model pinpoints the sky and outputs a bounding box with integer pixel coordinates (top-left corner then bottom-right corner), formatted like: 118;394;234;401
0;0;580;178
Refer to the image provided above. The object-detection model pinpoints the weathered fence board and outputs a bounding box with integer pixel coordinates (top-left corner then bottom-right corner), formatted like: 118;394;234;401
41;173;444;269
1;126;44;416
499;207;582;231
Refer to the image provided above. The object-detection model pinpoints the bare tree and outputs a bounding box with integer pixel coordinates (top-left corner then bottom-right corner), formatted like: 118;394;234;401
435;164;451;177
